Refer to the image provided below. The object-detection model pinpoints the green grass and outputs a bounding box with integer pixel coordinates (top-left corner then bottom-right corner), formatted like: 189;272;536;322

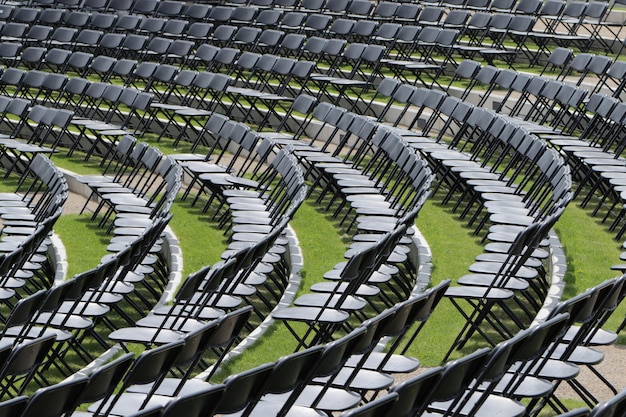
554;203;626;338
50;174;626;371
410;200;486;366
53;213;110;277
46;126;626;412
212;197;349;381
168;197;228;277
555;204;622;298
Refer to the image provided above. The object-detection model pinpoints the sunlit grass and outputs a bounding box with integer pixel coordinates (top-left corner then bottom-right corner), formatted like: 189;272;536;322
212;197;349;380
53;213;110;277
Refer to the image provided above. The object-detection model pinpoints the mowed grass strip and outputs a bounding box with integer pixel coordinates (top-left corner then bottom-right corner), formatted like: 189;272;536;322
213;198;348;380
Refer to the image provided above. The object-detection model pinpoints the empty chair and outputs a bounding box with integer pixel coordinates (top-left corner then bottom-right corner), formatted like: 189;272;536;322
155;0;185;18
19;376;89;417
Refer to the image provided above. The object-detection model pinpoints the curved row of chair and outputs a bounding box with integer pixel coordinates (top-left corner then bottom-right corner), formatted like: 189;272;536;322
0;285;445;417
0;34;316;402
0;1;620;74
375;88;572;357
0;154;67;301
19;271;622;417
5;0;622;55
219;96;432;350
449;60;626;243
0;0;615;414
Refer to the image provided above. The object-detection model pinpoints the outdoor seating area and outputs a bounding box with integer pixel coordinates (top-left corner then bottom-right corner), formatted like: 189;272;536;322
1;0;626;416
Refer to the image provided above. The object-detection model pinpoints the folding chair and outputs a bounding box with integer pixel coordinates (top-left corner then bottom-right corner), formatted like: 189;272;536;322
38;8;64;26
23;25;53;48
90;13;118;30
255;29;285;55
540;47;574;77
386;366;444;416
184;22;214;48
0;335;57;398
63;11;91;29
117;34;149;60
416;6;445;27
40;48;72;73
278;11;307;33
338;393;399;417
589;388;626;417
155;0;185;18
182;2;211;22
0;42;21;68
0;396;28;417
12;7;40;24
371;1;399;22
0;23;28;44
74;29;104;53
19;375;89;417
156;385;226;417
65;52;95;77
33;73;68;106
131;0;158;15
86;339;186;416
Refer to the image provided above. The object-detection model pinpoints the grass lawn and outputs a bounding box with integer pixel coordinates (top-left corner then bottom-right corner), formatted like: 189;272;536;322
50;175;626;374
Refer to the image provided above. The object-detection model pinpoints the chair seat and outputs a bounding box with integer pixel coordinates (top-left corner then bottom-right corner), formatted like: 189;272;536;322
149;303;225;321
548;344;604;365
309;282;380;297
135;315;208;332
426;392;526;417
457;274;530;291
468;261;539;280
272;306;350;324
313;367;394;391
127;377;214;397
445;285;514;301
228;399;326;417
3;325;72;342
293;293;367;311
262;384;361;412
562;326;617;346
87;392;171;416
344;352;420;374
108;326;185;345
488;373;554;398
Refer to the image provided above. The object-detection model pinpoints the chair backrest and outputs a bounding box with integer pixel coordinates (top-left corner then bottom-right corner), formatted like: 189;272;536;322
91;339;186;416
20;376;90;417
202;306;253;379
338;392;399;417
160;384;226;417
4;289;48;329
589;388;626;417
156;319;222;397
0;396;28;417
261;345;325;396
388;366;444;416
76;352;135;405
559;409;591;417
426;348;491;406
0;335;57;396
215;362;275;415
